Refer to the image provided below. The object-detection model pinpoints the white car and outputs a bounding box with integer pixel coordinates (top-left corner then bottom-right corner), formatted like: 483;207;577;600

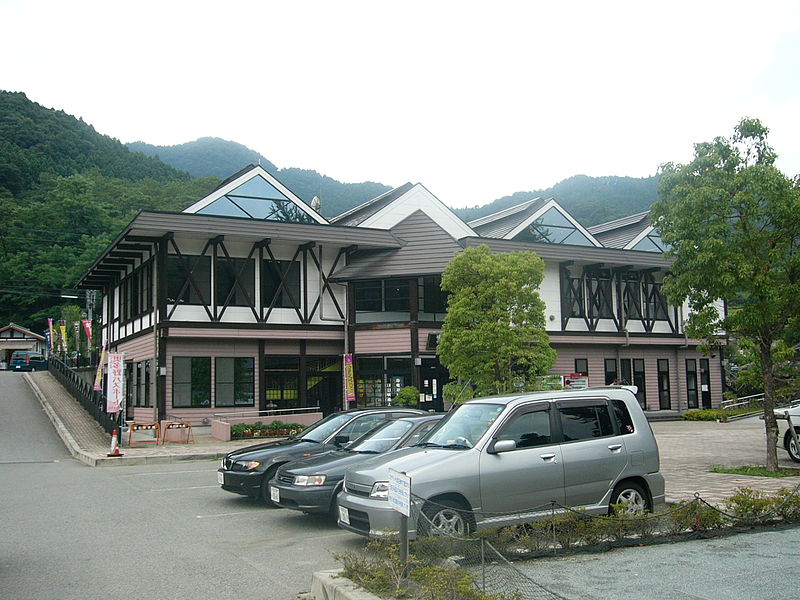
773;404;800;462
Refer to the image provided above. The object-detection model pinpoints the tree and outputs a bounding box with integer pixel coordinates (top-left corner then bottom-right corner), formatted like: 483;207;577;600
438;244;557;398
651;118;800;471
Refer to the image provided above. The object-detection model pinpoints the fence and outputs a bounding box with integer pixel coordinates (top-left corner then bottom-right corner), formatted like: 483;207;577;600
344;484;800;600
49;355;118;436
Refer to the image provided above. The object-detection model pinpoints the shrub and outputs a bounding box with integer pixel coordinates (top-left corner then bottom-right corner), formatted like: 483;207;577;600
724;487;780;522
394;386;421;407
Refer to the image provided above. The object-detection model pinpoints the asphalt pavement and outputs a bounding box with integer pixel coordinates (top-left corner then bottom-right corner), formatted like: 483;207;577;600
15;370;800;600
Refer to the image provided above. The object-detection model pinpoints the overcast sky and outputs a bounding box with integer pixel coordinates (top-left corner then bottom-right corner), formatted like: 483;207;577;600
3;0;799;208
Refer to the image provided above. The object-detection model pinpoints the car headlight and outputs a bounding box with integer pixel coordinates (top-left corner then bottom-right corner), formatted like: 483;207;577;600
236;460;261;471
294;475;326;486
370;481;389;499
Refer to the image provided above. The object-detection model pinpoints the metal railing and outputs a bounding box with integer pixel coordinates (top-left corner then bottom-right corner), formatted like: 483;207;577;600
212;406;321;424
721;392;764;411
48;355;118;436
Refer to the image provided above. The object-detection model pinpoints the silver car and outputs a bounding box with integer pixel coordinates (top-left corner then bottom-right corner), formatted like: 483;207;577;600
337;386;665;537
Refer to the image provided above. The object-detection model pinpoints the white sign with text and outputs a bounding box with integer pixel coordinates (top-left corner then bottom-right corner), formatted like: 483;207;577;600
387;468;411;517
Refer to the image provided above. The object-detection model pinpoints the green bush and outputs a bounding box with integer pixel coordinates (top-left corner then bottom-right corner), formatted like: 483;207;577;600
683;408;760;421
724;487;780;522
394;386;421;407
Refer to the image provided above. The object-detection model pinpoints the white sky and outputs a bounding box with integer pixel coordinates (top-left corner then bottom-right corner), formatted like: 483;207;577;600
2;0;799;208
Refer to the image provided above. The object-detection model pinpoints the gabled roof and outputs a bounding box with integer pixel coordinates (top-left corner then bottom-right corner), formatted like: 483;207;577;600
588;211;652;249
469;198;601;247
0;323;45;341
334;183;476;241
330;183;416;227
182;164;328;225
468;198;548;238
331;210;465;280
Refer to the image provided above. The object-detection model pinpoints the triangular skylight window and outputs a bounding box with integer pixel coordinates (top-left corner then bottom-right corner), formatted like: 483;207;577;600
514;207;595;246
631;231;670;252
196;175;317;224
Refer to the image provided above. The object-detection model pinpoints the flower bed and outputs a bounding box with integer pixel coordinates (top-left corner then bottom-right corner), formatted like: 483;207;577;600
230;420;307;439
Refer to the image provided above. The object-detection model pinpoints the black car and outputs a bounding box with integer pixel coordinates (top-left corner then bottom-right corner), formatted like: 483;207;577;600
218;407;424;504
268;413;444;516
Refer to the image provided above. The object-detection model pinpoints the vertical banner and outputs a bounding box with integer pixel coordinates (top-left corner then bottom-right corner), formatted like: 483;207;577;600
343;353;356;410
59;321;68;353
106;352;124;413
94;343;108;391
47;318;55;351
81;320;92;345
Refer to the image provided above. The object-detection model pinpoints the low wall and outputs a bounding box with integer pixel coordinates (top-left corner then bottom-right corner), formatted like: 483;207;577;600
211;411;323;441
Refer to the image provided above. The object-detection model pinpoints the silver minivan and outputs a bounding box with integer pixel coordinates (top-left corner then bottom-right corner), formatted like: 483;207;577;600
337;386;664;537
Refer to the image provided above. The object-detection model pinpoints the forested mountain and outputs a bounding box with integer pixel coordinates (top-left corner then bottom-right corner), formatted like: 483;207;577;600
128;137;392;217
0;91;220;330
0;90;660;331
454;174;659;227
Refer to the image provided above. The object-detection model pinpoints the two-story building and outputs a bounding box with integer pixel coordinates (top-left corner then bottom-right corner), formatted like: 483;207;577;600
77;165;724;424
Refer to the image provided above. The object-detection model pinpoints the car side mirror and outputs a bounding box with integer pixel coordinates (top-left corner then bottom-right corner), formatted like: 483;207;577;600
488;439;517;454
333;434;350;446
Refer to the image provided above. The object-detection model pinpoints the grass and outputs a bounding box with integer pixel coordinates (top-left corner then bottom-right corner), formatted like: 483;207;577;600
712;465;800;478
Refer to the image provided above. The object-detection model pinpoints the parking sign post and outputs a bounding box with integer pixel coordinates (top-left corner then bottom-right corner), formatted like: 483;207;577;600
388;469;411;579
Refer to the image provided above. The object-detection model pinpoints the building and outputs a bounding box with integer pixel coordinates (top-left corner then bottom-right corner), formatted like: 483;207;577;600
77;165;724;423
0;323;46;368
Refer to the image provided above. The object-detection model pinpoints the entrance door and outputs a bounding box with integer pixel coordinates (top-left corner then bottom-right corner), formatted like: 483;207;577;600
700;358;712;409
420;357;448;412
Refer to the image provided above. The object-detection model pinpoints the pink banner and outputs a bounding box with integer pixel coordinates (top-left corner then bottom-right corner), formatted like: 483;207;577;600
82;319;92;345
47;318;55;351
93;343;107;391
106;352;124;413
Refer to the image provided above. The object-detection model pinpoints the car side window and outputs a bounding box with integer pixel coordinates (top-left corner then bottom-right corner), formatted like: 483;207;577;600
612;399;635;435
339;414;389;440
558;402;614;441
496;408;551;449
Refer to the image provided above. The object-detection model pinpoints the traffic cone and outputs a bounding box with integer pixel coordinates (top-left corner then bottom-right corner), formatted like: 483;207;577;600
107;429;124;457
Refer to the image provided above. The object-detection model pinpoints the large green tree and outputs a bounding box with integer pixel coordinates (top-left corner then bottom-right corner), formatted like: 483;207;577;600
438;244;557;399
652;118;800;470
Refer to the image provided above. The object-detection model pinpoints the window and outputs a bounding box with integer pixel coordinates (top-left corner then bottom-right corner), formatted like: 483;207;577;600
604;359;618;385
686;359;698;409
558;401;614;441
421;276;448;315
574;359;588;376
354;279;410;313
172;357;211;408
658;359;671;410
611;399;635;434
497;408;551;448
384;279;410;312
354;281;382;311
265;356;299;408
121;262;153;322
336;413;390;442
167;256;211;305
644;281;669;320
633;359;646;409
216;258;255;307
262;260;300;309
588;270;614;319
215;357;255;407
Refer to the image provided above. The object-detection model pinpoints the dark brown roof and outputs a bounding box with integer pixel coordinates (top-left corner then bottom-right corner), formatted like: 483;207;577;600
77;211;403;289
588;212;651;249
467;198;548;238
460;236;672;268
331;210;465;280
330;183;415;226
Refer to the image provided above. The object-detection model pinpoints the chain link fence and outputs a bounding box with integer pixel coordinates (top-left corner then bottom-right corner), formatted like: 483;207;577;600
362;482;800;600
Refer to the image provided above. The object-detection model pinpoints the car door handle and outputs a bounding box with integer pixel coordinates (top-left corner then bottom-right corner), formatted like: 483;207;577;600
540;453;557;462
608;444;623;452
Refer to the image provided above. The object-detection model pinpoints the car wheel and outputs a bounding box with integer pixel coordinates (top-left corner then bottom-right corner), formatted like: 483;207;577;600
419;499;472;537
785;430;800;463
609;481;649;515
328;484;343;520
260;466;280;507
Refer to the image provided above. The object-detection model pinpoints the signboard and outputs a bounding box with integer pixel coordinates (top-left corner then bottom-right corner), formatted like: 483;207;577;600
106;352;124;413
565;374;589;389
387;468;411;517
343;353;356;408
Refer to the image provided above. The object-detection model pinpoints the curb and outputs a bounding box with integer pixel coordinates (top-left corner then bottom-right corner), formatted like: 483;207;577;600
309;569;381;600
23;373;100;467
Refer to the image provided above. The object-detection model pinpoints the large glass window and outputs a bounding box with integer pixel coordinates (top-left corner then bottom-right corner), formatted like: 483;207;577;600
588;270;614;319
307;356;342;414
518;207;595;246
355;356;413;407
215;357;255;407
172;357;211;408
216;258;255;307
421;276;448;316
353;279;411;319
167;256;211;305
354;281;382;311
265;356;299;409
262;260;300;309
196;175;317;223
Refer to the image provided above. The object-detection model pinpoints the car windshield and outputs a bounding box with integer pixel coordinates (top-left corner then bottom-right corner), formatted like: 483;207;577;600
350;420;414;453
420;403;505;449
296;413;355;442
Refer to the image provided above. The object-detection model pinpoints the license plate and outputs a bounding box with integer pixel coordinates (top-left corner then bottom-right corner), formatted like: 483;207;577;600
217;472;224;485
270;486;280;503
339;505;350;525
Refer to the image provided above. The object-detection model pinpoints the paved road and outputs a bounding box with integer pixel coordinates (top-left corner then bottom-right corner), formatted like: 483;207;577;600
0;372;365;600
